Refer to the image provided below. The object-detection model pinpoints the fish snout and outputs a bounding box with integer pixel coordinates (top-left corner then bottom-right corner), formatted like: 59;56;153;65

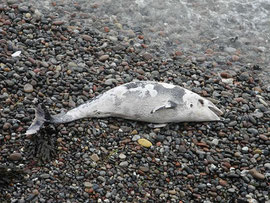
208;105;223;117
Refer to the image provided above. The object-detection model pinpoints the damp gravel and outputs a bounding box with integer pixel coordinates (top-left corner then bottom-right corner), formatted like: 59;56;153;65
0;1;270;203
22;0;270;83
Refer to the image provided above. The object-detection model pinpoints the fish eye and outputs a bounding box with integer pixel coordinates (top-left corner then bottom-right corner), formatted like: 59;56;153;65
190;104;193;107
198;99;204;105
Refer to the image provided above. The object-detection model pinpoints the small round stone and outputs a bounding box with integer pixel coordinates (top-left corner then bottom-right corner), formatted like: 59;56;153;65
249;168;265;180
9;152;22;161
90;154;100;162
138;138;152;148
242;146;249;153
99;55;109;62
84;182;92;188
119;153;126;159
24;83;34;93
119;161;129;167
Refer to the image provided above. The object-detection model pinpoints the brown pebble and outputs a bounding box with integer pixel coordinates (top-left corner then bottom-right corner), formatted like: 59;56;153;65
3;122;11;130
175;51;183;56
142;53;153;60
104;26;110;32
9;152;22;161
52;21;64;25
16;126;24;132
220;72;232;79
234;97;247;103
109;125;119;130
33;189;39;195
28;57;36;65
187;174;195;179
253;86;262;93
85;188;94;193
196;56;206;63
3;67;11;72
130;129;138;135
90;154;100;162
196;142;209;148
249;168;265;180
201;90;208;97
168;189;177;195
141;44;148;48
138;35;144;39
222;162;231;169
24;83;34;93
99;55;109;62
81;35;92;41
209;191;217;197
205;48;214;54
259;134;268;141
57;138;63;143
219;179;227;186
136;69;145;75
232;55;239;61
4;20;11;25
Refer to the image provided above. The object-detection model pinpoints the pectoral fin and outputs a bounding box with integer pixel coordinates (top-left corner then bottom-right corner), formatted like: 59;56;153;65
151;100;177;114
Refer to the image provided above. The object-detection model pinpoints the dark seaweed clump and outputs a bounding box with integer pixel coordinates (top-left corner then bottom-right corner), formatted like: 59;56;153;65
25;125;58;163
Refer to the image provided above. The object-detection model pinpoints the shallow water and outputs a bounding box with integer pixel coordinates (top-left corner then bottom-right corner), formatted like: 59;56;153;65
27;0;270;82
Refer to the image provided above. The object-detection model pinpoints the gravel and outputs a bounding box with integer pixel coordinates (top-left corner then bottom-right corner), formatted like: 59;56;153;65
0;2;269;203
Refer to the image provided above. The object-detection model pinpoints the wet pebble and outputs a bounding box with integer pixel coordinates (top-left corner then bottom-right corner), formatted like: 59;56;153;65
132;134;140;141
138;138;152;148
90;154;100;162
119;153;126;159
84;182;92;188
24;83;34;93
249;168;265;180
264;163;270;170
9;152;22;161
242;146;249;153
119;161;129;167
99;55;110;62
247;128;258;135
3;122;11;130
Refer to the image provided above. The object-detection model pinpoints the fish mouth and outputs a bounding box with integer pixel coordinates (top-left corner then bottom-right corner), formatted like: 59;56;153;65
208;106;223;117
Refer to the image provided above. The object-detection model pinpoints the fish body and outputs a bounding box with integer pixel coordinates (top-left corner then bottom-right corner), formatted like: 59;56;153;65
26;81;223;135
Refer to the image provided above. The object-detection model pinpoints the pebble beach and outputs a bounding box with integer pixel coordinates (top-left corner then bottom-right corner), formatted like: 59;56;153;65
0;1;270;202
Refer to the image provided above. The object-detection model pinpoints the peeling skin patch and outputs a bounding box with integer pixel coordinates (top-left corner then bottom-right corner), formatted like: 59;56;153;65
123;81;186;101
153;83;186;104
126;84;158;98
123;82;158;98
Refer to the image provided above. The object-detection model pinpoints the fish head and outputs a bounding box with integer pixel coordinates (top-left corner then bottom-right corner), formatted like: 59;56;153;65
184;93;223;122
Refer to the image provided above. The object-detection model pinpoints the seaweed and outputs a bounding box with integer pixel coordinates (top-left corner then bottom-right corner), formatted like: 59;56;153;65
25;124;58;163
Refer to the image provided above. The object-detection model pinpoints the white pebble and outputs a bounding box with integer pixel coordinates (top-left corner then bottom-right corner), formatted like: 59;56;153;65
119;153;126;159
242;146;249;153
11;51;21;57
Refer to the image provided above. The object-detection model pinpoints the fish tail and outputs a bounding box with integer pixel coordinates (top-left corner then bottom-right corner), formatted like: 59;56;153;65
25;104;52;135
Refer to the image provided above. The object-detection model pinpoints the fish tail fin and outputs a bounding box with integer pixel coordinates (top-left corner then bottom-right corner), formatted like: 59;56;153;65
25;104;52;135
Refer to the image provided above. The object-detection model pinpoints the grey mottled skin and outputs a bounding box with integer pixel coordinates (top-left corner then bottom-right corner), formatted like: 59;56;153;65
52;81;187;123
26;81;223;135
